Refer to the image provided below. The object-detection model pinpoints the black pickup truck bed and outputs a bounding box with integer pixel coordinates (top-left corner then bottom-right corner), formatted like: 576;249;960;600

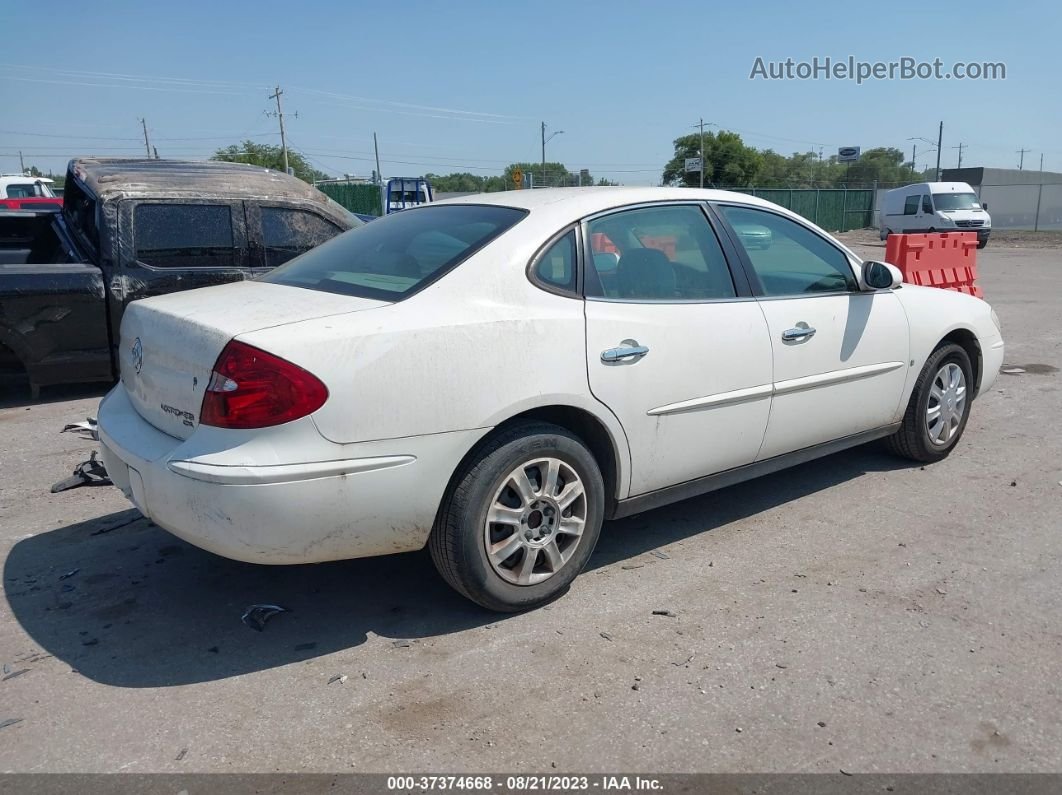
0;158;357;397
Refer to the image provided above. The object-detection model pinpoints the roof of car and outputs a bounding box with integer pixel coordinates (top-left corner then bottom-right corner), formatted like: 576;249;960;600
0;175;54;185
67;158;348;217
435;186;776;216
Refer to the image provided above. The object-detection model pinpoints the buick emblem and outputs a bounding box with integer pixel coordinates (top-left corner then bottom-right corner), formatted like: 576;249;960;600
131;337;143;374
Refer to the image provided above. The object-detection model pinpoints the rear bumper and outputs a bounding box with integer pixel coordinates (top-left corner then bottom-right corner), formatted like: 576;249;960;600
97;384;482;564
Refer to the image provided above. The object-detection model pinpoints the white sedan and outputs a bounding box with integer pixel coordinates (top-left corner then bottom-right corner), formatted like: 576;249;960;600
97;188;1005;611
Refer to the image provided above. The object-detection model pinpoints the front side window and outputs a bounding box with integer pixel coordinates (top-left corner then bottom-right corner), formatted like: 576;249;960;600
904;195;920;215
261;204;526;301
585;204;735;301
720;205;857;296
531;230;577;292
135;203;236;268
260;207;343;268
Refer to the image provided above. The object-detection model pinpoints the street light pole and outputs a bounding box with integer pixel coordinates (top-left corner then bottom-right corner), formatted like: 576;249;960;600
541;122;564;187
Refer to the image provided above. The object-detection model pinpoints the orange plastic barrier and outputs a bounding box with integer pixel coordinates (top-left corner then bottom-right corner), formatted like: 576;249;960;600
884;232;982;298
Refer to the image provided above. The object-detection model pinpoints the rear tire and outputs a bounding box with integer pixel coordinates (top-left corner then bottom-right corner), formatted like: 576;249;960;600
429;422;605;612
886;343;973;463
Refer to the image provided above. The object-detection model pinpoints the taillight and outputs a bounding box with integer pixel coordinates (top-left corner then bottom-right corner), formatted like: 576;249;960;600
200;340;328;429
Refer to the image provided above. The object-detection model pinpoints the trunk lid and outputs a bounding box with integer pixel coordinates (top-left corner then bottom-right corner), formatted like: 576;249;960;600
119;280;386;440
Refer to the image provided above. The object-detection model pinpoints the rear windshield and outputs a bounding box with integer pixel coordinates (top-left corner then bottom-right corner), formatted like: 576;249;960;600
260;204;527;301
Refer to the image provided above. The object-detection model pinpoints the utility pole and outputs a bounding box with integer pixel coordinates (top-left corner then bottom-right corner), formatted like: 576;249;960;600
18;150;26;175
373;132;382;184
935;120;943;181
138;117;152;158
952;142;965;169
267;86;289;174
698;117;706;188
1040;152;1044;173
911;143;917;174
1016;147;1030;170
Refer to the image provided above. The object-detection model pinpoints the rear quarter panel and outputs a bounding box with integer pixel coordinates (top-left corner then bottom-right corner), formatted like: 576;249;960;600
238;240;632;495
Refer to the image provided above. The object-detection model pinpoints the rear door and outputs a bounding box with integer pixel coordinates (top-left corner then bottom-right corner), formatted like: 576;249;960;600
245;204;346;275
714;203;909;460
117;199;251;304
582;202;774;497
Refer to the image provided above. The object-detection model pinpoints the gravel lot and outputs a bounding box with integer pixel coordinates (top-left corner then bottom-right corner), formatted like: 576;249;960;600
1;243;1059;774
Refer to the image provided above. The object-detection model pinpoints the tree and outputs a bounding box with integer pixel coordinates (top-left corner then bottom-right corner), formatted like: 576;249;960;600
211;140;330;184
662;130;761;188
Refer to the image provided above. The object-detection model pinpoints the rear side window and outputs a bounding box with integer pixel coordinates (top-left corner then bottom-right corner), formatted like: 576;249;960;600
260;207;343;268
531;230;577;292
135;204;235;268
903;195;919;215
261;204;527;300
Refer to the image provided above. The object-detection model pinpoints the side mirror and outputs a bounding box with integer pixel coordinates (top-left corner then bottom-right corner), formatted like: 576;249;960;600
862;260;903;290
982;202;988;211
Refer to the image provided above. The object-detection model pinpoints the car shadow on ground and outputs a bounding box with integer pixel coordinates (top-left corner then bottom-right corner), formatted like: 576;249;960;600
4;443;909;689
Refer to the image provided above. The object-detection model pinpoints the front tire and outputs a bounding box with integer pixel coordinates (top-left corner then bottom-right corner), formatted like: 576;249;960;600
977;239;988;250
887;343;973;463
429;422;605;612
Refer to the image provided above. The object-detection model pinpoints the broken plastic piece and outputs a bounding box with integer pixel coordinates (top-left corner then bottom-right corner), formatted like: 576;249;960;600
60;418;99;441
51;452;111;493
241;604;289;632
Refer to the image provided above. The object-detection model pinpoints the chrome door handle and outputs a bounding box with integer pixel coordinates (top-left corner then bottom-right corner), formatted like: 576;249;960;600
601;345;649;362
781;326;816;341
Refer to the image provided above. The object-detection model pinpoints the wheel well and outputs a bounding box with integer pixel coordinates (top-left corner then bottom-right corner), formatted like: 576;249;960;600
941;329;983;396
443;406;623;521
0;341;26;373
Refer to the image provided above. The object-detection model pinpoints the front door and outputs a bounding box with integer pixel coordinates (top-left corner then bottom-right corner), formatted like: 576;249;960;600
715;203;910;460
582;203;774;497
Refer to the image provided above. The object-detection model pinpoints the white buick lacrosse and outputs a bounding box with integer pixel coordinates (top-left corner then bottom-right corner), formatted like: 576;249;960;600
98;188;1004;611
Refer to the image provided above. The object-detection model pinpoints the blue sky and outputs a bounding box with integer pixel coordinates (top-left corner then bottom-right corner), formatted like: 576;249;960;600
1;0;1059;183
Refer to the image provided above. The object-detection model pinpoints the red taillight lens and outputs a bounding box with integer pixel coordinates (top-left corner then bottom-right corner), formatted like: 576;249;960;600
200;341;328;429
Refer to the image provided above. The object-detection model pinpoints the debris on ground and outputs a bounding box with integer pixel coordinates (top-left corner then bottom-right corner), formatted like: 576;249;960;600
294;642;317;651
241;604;289;632
652;609;676;617
2;669;30;681
81;638;98;647
621;563;644;570
599;632;613;642
0;718;23;731
671;654;694;667
58;568;80;581
60;418;99;441
935;587;947;595
51;452;111;493
392;639;411;648
1001;367;1025;375
650;550;671;560
175;748;188;762
328;674;348;685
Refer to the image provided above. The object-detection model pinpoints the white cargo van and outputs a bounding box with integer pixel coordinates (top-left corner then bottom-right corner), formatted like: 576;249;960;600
880;182;991;249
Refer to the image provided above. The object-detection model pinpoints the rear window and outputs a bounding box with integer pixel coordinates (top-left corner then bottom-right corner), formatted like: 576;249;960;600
135;203;235;268
260;204;526;301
